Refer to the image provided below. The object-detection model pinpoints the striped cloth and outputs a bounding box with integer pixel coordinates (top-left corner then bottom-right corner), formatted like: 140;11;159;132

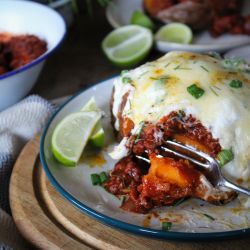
0;95;54;249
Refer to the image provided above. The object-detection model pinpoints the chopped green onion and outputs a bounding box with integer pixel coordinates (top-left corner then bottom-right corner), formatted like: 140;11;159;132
173;198;186;207
122;77;132;84
174;64;191;70
162;221;172;231
138;70;149;79
213;85;221;90
200;65;209;72
203;213;215;221
150;75;169;85
187;84;205;99
164;62;171;68
229;79;242;88
222;58;247;71
121;70;129;76
177;110;185;119
208;52;222;60
121;196;127;205
99;171;108;184
91;173;101;185
209;86;219;96
217;149;234;167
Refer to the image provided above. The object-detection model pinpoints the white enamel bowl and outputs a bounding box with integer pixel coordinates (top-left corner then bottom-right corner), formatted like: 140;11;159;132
0;0;66;111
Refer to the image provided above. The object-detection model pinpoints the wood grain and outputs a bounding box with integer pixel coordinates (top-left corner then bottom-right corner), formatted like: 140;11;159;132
9;137;250;250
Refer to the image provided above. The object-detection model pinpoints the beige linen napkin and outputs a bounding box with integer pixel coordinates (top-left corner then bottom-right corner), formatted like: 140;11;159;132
0;95;55;249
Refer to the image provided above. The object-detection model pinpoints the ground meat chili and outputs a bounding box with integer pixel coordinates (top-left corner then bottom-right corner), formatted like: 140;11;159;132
0;33;47;76
104;111;222;213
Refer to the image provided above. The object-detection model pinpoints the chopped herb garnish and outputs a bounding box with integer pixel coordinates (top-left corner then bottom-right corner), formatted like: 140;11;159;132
222;57;248;72
173;198;186;207
91;173;101;185
150;75;169;86
134;121;145;144
213;85;221;90
121;70;129;76
209;86;219;96
174;64;191;70
164;62;171;68
200;65;209;72
138;70;149;79
122;77;132;84
217;149;234;167
203;213;215;221
187;84;205;99
99;172;108;184
229;79;242;88
162;221;172;231
121;196;127;205
177;110;185;119
208;51;222;60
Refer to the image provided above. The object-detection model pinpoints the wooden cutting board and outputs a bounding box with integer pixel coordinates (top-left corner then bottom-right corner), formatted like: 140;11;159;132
9;137;250;250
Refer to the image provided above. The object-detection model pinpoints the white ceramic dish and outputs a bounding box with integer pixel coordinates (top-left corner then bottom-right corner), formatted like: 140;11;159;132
106;0;250;53
0;0;66;111
40;76;250;240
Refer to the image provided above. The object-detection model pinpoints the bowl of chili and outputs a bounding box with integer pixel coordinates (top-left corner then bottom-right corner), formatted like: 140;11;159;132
0;0;66;111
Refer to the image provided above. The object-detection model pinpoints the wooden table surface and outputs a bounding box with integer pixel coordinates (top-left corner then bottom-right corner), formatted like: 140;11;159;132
30;6;249;250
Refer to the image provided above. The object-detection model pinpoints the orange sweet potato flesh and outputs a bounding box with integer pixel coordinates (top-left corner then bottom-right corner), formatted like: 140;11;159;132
148;155;200;188
173;134;211;155
144;0;173;17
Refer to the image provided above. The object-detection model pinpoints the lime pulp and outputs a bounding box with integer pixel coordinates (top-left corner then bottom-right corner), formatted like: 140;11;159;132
155;22;193;44
102;25;153;67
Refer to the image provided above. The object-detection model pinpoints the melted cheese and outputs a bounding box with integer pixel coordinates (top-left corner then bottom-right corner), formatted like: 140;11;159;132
111;51;250;181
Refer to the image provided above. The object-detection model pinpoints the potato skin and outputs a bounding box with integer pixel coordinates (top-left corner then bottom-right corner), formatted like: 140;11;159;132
110;87;134;141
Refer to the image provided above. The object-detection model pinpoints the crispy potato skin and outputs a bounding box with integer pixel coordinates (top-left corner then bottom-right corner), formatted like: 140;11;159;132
110;87;134;140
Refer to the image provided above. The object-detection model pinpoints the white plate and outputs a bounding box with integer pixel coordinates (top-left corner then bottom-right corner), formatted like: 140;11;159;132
40;77;250;240
225;45;250;64
106;0;250;53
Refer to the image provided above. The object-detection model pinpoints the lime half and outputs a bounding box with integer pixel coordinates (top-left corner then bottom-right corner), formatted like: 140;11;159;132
130;10;154;30
102;25;153;67
52;111;101;166
155;23;193;44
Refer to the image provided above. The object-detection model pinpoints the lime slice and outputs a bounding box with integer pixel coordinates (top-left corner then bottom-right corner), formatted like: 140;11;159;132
102;25;153;67
155;23;193;44
89;126;105;147
51;111;101;166
81;97;101;112
130;10;154;30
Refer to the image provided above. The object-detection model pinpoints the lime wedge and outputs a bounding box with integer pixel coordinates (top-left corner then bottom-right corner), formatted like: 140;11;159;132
130;10;154;30
51;111;101;166
81;97;105;147
81;97;101;112
102;25;153;67
155;23;193;44
89;126;105;147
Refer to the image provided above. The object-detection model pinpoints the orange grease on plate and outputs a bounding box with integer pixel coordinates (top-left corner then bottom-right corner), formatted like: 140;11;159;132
143;214;152;228
81;152;106;167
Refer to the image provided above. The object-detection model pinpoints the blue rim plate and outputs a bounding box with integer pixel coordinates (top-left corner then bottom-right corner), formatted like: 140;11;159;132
40;76;250;241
